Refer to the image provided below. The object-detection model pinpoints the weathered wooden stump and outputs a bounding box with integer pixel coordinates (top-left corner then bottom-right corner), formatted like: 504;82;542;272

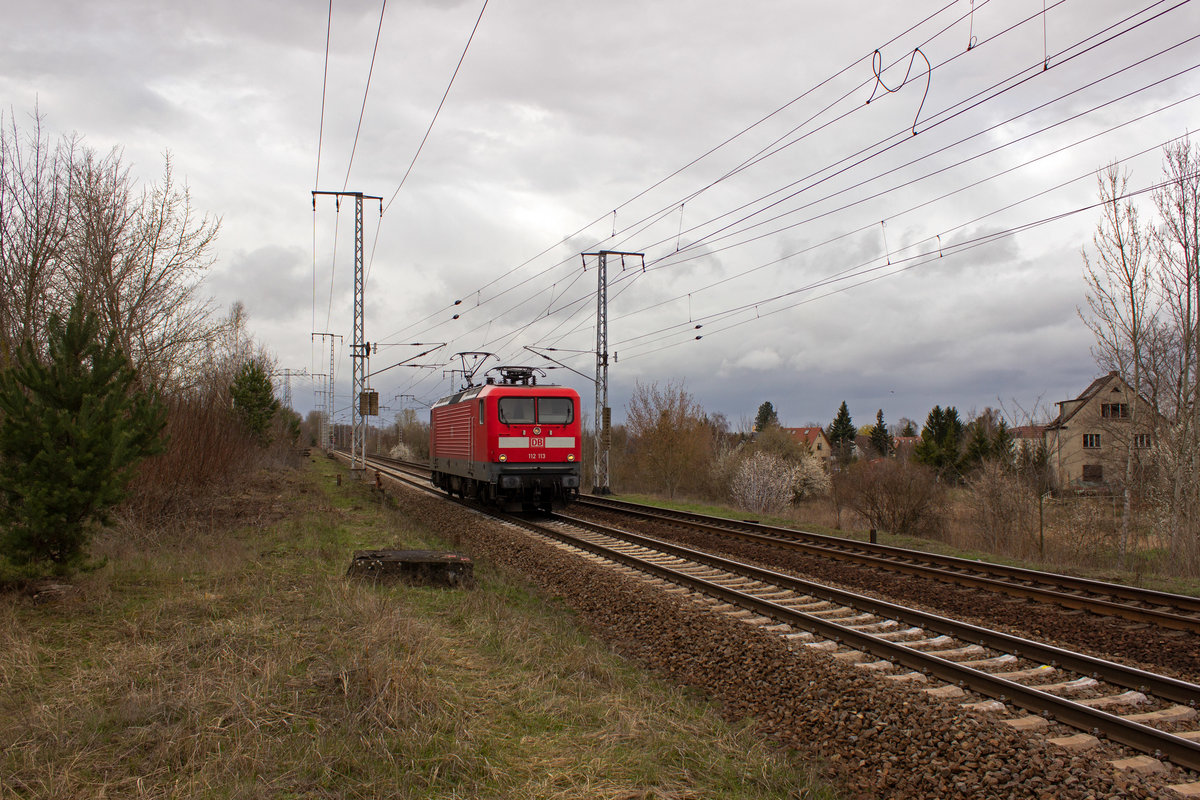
346;549;474;588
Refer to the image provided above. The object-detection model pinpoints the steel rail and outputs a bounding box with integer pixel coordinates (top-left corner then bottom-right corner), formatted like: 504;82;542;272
576;495;1200;632
556;511;1200;706
528;512;1200;770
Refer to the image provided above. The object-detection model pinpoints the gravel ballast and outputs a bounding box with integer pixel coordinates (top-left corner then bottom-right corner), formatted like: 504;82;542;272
574;506;1200;684
388;482;1183;799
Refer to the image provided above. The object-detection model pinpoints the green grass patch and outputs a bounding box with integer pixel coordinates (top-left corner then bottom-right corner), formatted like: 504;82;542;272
0;455;832;799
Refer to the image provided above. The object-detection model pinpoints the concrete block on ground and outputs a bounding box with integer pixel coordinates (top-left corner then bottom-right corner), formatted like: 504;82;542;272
347;549;475;588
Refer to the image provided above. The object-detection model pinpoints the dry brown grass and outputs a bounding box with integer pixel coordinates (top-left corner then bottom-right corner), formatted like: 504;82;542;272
0;456;829;799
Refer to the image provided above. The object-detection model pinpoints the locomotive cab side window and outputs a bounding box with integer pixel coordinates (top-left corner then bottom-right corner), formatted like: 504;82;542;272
498;397;535;424
537;397;574;424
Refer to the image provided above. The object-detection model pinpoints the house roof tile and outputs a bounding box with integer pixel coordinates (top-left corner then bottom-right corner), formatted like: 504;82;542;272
782;426;827;446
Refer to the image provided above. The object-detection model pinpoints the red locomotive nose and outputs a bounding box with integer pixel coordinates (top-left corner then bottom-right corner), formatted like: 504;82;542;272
429;366;582;512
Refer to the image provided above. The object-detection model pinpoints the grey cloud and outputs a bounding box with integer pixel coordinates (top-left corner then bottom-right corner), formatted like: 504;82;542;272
209;245;312;322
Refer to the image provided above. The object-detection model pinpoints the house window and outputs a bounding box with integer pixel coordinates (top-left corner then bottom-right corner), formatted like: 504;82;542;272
1134;433;1152;448
1083;433;1101;449
1101;403;1130;418
816;442;822;451
1082;464;1104;482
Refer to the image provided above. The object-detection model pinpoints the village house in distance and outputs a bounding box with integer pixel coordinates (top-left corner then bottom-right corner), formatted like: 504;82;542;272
782;426;832;466
778;372;1156;491
1042;371;1158;488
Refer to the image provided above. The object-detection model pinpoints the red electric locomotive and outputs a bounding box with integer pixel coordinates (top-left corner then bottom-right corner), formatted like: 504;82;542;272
430;366;582;511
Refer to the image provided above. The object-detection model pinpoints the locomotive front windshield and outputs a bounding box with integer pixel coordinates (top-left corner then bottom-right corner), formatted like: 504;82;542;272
498;397;535;424
497;396;574;425
537;397;574;424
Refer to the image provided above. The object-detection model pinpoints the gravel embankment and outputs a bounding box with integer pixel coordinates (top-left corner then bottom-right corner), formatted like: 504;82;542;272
388;483;1183;799
573;507;1200;683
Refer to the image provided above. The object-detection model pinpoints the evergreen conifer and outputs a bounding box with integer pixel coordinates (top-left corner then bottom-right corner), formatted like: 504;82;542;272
826;401;856;464
0;298;166;571
913;405;965;481
230;361;280;445
753;401;779;432
869;409;893;457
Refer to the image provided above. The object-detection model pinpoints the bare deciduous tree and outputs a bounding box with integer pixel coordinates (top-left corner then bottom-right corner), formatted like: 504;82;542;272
1146;138;1200;572
0;110;220;391
842;458;944;537
1080;163;1152;567
965;461;1037;556
67;150;220;390
624;379;711;499
0;111;76;361
1076;138;1200;574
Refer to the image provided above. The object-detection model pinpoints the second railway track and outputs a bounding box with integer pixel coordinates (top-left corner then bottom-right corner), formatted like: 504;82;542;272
527;510;1200;771
573;494;1200;635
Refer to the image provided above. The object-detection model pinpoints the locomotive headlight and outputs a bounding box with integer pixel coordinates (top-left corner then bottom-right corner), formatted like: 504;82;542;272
567;454;575;462
499;454;508;462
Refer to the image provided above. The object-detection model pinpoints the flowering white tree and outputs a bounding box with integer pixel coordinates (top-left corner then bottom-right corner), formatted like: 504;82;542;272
793;450;831;500
731;452;796;514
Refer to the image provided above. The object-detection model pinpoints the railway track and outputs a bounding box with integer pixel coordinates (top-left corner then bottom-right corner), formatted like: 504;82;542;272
356;453;1200;785
573;494;1200;635
366;454;1200;635
521;510;1200;777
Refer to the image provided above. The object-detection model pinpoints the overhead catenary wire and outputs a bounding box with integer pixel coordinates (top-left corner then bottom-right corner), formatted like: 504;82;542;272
618;171;1200;363
641;50;1200;281
377;0;971;344
629;1;1194;271
489;93;1200;375
382;0;489;215
313;0;333;364
394;8;1195;364
314;0;333;190
608;97;1200;330
343;0;388;191
385;0;1181;355
370;1;1195;408
611;161;1200;363
598;0;1175;273
362;0;491;291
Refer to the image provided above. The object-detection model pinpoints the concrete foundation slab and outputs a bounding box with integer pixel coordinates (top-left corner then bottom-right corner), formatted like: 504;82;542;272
347;549;475;588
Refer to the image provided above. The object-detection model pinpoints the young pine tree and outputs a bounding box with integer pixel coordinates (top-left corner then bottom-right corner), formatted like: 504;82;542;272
753;401;780;432
0;298;166;572
230;361;280;445
826;401;856;464
913;405;965;482
869;409;893;457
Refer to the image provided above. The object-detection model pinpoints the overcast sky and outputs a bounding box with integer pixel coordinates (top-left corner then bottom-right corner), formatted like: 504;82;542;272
5;0;1199;431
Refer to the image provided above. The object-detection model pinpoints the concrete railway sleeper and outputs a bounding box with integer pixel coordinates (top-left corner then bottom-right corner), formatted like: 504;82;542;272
502;512;1200;782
